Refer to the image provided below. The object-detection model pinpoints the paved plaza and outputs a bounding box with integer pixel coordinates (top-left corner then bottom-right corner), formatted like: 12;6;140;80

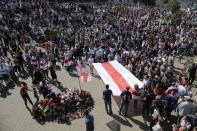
0;58;196;131
0;66;147;131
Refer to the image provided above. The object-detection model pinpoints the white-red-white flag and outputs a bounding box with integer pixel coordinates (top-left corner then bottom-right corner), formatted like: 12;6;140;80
76;61;92;83
93;60;144;98
81;72;92;83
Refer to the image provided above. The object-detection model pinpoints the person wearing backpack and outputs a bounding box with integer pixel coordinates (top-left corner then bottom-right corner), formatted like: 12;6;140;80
118;86;132;116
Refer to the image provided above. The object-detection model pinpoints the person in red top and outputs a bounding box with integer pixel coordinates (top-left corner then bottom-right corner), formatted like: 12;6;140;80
64;56;69;68
20;82;33;107
180;77;189;86
153;84;164;96
43;41;50;52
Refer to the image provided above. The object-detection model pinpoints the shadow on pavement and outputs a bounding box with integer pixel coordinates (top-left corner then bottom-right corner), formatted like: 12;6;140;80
106;120;121;131
128;116;149;130
0;87;12;98
0;82;15;98
110;114;132;127
113;96;142;117
56;82;67;92
0;75;25;98
68;72;79;78
34;117;46;125
49;80;68;92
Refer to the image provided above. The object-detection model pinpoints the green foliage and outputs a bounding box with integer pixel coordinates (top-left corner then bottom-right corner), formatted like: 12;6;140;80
57;11;68;26
62;31;70;40
171;12;182;25
107;16;115;25
46;30;57;41
170;0;180;13
169;0;182;25
45;30;70;42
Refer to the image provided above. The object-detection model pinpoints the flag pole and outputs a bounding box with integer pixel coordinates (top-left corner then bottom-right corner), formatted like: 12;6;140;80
78;76;82;92
77;75;83;118
78;72;83;117
76;59;82;92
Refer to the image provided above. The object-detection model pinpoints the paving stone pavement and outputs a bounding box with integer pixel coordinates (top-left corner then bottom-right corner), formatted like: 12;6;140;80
0;66;151;131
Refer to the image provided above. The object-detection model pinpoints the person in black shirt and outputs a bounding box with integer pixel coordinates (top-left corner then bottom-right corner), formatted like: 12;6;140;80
141;87;154;117
33;68;43;85
188;63;196;84
2;46;8;57
102;84;113;115
39;82;49;98
16;52;25;73
49;62;57;82
33;87;39;104
118;86;132;116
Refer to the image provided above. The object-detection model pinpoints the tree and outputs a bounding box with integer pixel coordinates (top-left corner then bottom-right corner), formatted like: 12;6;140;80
171;12;182;25
170;0;180;13
169;0;182;25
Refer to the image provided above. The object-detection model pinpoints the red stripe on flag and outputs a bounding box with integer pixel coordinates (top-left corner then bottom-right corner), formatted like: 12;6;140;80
82;73;88;82
101;62;139;96
77;62;83;71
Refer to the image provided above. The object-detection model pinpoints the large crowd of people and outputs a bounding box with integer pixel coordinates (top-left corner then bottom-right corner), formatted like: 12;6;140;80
0;0;197;131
